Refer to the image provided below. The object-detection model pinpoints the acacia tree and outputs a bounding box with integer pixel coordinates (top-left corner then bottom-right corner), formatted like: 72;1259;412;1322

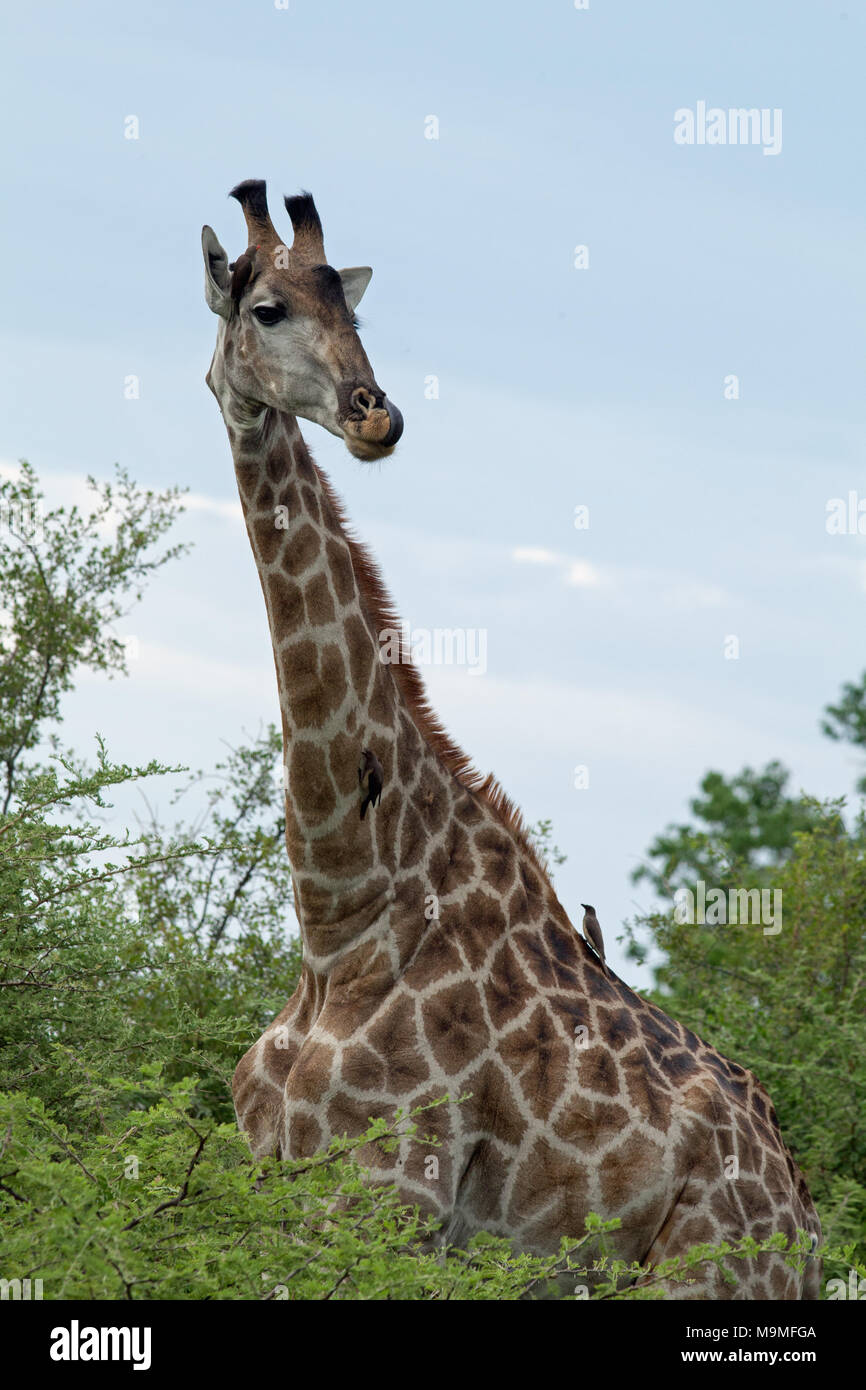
0;462;186;812
0;464;299;1127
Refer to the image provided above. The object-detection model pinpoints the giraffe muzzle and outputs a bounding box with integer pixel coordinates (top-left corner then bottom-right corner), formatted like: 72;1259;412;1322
342;389;404;459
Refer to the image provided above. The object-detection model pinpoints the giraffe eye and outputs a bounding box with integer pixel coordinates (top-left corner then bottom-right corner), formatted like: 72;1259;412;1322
252;304;286;326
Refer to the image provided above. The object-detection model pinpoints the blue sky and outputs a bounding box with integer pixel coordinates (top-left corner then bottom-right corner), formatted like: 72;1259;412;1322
1;0;863;982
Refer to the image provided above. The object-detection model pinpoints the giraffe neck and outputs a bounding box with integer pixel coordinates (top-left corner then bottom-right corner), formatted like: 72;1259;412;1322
226;405;428;968
217;385;561;983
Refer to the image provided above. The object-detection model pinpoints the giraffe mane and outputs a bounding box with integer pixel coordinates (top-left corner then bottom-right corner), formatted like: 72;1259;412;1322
313;462;550;880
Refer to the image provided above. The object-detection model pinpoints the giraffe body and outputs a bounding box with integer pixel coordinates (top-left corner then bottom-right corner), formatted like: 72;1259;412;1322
203;181;821;1299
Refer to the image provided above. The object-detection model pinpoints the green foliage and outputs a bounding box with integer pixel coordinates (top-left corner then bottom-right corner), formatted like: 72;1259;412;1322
0;1086;450;1300
0;731;301;1133
0;462;185;814
527;817;567;872
125;728;302;1121
0;1084;817;1300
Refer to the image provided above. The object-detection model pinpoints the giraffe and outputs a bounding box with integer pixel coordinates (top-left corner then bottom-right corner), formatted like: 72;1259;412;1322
202;180;822;1299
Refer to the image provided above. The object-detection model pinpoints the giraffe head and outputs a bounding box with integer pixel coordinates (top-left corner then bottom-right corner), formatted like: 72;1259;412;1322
202;179;403;461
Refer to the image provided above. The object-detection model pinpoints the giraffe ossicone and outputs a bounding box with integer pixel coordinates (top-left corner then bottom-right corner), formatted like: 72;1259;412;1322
203;179;821;1298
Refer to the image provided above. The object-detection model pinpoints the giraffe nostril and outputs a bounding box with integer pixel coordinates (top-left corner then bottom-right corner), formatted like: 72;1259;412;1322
351;387;376;417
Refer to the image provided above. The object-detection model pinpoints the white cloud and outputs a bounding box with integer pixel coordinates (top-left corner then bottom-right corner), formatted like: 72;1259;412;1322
512;546;560;566
511;544;730;604
184;492;244;524
77;639;273;701
513;545;603;588
566;560;602;588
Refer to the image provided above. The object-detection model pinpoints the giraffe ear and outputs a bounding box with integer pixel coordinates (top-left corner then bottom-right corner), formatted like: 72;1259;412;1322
202;225;232;319
339;266;372;313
